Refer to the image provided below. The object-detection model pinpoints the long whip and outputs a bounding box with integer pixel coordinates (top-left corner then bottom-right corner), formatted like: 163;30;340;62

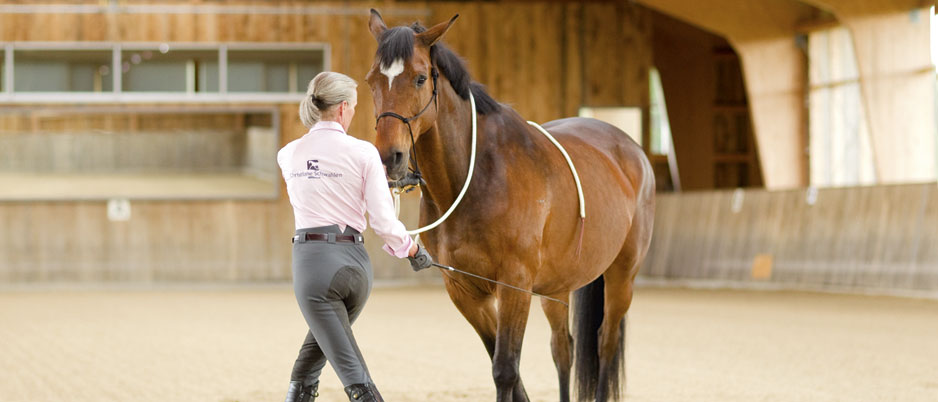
431;262;568;306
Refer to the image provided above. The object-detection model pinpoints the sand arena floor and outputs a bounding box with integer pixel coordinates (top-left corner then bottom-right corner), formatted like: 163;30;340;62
1;285;936;402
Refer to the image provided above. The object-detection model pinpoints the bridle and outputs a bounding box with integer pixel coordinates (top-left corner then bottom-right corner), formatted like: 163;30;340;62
376;67;439;189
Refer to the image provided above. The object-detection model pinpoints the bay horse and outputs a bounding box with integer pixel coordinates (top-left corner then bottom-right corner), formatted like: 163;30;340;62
365;10;655;402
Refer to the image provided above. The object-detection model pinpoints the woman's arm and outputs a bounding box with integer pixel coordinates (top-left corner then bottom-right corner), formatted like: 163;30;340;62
362;146;418;258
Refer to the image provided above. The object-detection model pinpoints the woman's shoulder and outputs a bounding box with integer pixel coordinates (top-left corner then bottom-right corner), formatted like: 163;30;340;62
276;138;302;162
342;135;381;158
279;137;302;151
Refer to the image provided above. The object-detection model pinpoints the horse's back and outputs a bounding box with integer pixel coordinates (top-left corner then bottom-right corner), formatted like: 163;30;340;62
540;117;653;199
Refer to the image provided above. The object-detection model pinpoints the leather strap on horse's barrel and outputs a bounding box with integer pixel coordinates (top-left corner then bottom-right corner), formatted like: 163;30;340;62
527;121;587;257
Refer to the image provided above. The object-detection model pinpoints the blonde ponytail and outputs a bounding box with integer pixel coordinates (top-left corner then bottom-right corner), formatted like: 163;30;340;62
299;72;358;128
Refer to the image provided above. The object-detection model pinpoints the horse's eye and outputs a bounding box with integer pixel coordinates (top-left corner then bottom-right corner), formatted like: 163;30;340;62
416;75;427;88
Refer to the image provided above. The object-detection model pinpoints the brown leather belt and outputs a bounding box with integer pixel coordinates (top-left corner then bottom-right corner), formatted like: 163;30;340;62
292;233;364;244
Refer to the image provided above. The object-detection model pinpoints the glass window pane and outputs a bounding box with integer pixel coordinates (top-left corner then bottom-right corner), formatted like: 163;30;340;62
649;68;672;155
228;62;264;92
265;63;289;92
228;49;323;93
124;61;186;92
198;60;219;92
297;64;319;92
808;27;875;187
578;107;643;146
14;50;112;92
122;49;218;92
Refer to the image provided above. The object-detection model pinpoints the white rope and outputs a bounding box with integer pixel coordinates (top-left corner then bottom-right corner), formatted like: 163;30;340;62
526;121;586;219
391;93;584;242
395;91;478;235
392;187;401;217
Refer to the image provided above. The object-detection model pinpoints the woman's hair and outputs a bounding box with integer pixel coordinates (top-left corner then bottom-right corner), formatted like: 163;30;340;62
299;71;358;128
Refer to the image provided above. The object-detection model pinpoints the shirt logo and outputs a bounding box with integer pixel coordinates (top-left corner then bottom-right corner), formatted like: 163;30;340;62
290;159;342;180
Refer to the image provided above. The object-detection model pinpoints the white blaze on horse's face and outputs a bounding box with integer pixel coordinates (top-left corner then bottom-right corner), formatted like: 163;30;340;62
380;58;404;90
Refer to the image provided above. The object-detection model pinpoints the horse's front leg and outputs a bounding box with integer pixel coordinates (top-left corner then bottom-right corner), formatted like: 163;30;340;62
492;270;533;402
442;274;497;359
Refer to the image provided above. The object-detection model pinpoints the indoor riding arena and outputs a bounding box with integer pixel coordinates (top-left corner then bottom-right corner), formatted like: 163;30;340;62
2;1;937;402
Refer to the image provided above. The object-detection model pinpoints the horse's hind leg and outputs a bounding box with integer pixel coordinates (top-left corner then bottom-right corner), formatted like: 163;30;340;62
595;268;634;402
596;208;653;402
542;294;573;402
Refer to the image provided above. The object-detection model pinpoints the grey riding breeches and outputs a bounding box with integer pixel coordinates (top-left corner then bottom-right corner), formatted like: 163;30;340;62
289;225;374;388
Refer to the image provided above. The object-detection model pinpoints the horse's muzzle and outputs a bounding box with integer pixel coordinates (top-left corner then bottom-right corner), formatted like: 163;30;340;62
381;149;409;181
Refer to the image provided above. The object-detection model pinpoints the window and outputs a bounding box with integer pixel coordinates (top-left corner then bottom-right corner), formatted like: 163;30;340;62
578;107;642;146
0;107;280;200
122;48;218;93
649;68;673;156
932;6;937;172
932;6;937;75
0;43;327;101
13;49;112;92
228;49;323;93
808;26;875;187
649;67;681;191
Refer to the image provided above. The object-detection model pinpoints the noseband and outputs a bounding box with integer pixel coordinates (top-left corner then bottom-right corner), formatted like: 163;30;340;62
377;68;439;189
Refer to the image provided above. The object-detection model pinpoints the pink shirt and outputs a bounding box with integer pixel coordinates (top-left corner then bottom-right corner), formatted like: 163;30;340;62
277;121;414;258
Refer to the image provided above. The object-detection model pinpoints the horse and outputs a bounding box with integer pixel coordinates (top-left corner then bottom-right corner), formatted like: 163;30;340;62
364;10;655;402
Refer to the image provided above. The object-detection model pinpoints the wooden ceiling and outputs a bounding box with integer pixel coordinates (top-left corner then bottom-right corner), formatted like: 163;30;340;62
634;0;817;40
631;0;929;40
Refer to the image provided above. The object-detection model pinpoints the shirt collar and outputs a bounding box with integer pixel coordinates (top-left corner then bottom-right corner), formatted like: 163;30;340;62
309;121;346;135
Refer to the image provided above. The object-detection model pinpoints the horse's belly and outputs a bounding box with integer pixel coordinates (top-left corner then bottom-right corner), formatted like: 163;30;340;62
534;140;640;293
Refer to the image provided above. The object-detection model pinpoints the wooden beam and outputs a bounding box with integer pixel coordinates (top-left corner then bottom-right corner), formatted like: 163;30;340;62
639;0;817;189
801;0;930;15
802;1;936;183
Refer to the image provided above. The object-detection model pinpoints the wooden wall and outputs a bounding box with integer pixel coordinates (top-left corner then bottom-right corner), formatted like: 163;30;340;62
0;1;654;283
651;10;763;190
427;1;652;126
651;11;718;190
644;183;938;292
0;0;655;156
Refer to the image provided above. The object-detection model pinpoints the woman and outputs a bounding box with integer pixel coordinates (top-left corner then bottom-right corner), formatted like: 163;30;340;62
277;71;433;402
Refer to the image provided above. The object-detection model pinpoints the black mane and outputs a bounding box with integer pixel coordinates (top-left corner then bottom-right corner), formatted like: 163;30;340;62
376;23;501;115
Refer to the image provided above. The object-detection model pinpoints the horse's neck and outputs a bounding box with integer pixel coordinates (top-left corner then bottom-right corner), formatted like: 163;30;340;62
415;84;476;215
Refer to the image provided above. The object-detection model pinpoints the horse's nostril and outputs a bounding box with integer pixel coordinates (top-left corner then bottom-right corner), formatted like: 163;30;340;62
393;151;404;167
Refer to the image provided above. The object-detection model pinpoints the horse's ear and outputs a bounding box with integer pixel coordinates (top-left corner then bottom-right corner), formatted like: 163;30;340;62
416;14;459;47
369;8;387;40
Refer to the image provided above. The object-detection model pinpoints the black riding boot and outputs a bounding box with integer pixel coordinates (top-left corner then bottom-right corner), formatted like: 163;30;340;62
284;380;319;402
344;383;384;402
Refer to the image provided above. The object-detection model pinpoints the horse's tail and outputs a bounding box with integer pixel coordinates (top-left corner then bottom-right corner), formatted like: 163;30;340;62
573;275;626;402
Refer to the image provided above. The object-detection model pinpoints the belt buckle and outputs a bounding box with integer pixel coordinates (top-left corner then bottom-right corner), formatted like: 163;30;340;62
327;233;336;244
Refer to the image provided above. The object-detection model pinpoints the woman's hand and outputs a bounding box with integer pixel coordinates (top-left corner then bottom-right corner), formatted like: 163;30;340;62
408;242;419;257
407;245;435;272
